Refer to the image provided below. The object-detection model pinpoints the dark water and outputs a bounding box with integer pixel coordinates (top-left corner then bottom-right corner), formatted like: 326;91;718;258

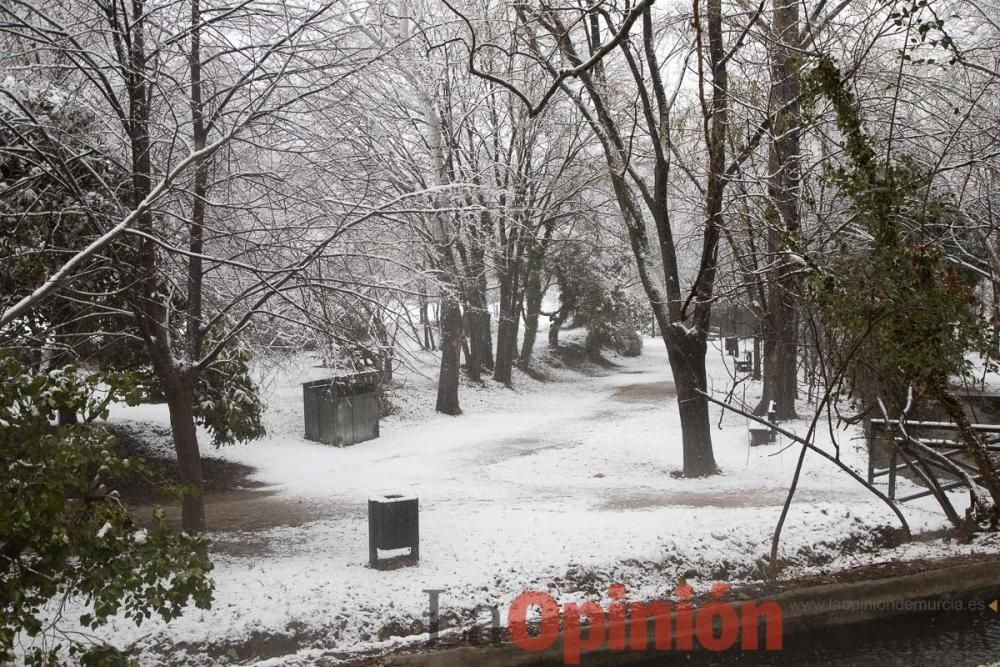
622;610;1000;666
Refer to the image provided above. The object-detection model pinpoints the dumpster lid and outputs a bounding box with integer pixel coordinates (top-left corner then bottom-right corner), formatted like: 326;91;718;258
369;493;417;503
302;370;380;389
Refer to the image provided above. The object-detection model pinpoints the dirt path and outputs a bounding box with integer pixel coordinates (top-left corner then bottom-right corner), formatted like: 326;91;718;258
611;380;676;403
600;487;853;510
131;490;330;533
130;490;370;557
124;375;824;551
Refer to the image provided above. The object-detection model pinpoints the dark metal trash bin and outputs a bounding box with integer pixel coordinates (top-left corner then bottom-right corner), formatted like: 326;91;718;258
725;336;739;357
749;427;775;446
368;494;419;569
303;371;380;446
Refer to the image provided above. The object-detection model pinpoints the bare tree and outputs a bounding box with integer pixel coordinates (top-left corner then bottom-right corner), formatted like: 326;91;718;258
444;0;746;475
0;0;385;534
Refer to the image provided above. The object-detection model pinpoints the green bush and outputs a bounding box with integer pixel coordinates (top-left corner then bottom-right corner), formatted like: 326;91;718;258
0;357;214;665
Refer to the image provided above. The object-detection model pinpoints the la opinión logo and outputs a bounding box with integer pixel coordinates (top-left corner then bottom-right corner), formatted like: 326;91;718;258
425;582;783;664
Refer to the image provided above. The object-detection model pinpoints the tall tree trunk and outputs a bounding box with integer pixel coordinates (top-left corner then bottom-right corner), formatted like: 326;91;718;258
475;258;494;372
665;326;717;476
383;351;393;383
519;266;543;368
519;225;551;369
479;292;494;371
126;0;208;535
165;0;209;539
187;0;207;364
548;274;574;348
468;215;494;375
493;266;521;385
527;5;721;476
436;290;463;415
654;0;726;477
162;375;207;534
752;333;762;380
419;285;436;351
461;257;490;381
548;306;568;348
756;0;801;420
415;71;462;411
460;292;481;382
371;311;393;383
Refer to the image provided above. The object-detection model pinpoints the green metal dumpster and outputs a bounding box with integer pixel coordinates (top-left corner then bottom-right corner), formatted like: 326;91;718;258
302;371;380;446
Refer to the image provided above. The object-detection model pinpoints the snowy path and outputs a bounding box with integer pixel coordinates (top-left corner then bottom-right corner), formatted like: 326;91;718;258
190;343;870;516
98;338;981;664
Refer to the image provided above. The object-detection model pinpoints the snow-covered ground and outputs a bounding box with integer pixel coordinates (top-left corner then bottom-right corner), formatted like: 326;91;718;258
81;329;998;665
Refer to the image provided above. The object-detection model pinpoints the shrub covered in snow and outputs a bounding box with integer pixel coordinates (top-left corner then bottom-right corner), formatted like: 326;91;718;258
0;358;213;664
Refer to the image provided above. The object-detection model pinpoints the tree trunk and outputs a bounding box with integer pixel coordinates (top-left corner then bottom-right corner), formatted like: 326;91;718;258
461;294;481;382
519;232;548;369
126;0;210;534
469;224;494;374
480;305;494;371
665;325;718;476
584;329;603;362
187;0;208;364
383;351;393;383
493;316;518;384
548;309;566;348
933;383;1000;514
475;213;495;373
462;274;490;380
373;313;393;383
752;333;762;380
520;271;542;368
756;0;801;420
435;291;463;415
493;203;527;385
162;376;207;535
548;282;574;348
648;0;725;479
493;266;521;386
756;307;797;420
479;304;496;373
419;289;436;351
529;5;721;476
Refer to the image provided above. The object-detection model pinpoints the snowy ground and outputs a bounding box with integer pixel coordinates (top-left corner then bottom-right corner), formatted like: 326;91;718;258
73;329;999;665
